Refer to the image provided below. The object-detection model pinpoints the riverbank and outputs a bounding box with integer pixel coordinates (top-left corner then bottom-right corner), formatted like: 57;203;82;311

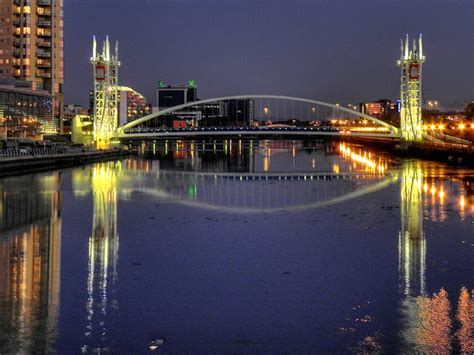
0;148;130;177
342;136;474;167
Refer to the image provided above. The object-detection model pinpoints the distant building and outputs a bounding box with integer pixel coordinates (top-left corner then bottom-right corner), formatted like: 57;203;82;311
359;99;398;125
156;80;197;110
0;78;52;139
118;86;151;125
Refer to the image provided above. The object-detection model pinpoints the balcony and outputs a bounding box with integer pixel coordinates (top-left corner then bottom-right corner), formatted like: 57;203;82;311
37;69;51;78
38;18;51;27
36;50;51;58
13;38;21;47
37;39;52;47
37;0;51;5
37;8;52;16
13;49;25;57
36;29;52;37
37;59;51;67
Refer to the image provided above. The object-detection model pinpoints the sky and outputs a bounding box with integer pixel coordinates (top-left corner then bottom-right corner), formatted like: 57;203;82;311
64;0;474;110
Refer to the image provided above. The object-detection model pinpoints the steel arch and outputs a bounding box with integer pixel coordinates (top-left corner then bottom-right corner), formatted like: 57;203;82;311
115;95;399;136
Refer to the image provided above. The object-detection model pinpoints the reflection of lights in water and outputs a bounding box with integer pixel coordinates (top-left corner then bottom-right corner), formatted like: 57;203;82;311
402;288;474;354
0;174;62;353
332;163;340;174
399;161;425;297
83;162;119;353
339;143;387;174
312;158;316;170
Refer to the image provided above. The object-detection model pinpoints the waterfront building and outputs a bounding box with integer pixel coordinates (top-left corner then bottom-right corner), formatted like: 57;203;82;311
63;104;87;134
0;0;64;133
0;77;52;138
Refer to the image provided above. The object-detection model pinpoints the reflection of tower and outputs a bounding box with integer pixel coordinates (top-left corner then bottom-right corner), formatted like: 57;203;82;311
83;162;119;353
91;36;120;147
397;34;425;141
399;160;425;296
0;173;62;353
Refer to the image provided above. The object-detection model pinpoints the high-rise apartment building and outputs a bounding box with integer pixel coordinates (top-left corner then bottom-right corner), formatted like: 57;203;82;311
0;0;63;134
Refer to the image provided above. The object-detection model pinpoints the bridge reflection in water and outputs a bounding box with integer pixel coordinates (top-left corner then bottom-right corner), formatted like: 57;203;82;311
0;140;473;352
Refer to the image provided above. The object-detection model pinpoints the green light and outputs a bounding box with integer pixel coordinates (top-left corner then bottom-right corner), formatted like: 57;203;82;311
187;184;197;200
187;80;197;88
158;80;166;88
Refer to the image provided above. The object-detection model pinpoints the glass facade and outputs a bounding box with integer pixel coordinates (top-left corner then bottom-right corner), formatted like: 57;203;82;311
0;86;53;138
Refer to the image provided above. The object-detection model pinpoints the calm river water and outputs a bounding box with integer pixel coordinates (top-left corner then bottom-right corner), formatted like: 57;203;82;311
0;139;473;354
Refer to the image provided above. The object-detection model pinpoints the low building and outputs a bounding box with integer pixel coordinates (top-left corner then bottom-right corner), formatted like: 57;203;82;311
71;115;93;146
63;104;89;134
0;78;53;139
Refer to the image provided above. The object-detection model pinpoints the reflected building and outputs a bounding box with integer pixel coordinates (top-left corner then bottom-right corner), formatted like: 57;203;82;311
82;162;120;353
0;173;62;353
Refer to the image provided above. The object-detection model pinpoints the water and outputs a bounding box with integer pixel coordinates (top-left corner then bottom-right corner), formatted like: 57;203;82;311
0;139;473;354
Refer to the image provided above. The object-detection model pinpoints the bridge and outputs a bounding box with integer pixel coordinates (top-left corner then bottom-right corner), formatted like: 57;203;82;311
88;34;438;147
114;95;400;140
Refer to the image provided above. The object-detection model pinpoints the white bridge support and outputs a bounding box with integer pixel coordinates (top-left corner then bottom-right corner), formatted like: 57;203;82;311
114;95;399;139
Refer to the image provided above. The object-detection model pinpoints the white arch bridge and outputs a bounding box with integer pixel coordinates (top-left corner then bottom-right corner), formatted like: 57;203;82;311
114;95;401;140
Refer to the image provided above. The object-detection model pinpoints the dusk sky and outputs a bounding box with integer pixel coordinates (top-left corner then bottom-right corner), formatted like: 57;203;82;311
64;0;473;109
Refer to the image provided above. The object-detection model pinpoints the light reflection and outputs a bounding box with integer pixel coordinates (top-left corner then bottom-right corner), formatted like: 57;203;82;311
0;173;62;354
82;162;119;353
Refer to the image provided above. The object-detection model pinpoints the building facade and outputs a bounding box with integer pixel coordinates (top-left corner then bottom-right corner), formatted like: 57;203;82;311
156;80;197;110
118;86;151;125
0;0;63;134
359;99;399;126
0;77;52;138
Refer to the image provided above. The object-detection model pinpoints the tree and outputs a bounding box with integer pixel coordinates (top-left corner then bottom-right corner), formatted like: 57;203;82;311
465;101;474;119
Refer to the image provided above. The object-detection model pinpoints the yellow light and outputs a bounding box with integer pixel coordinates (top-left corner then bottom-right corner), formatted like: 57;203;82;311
459;123;465;130
471;123;474;129
459;196;465;208
430;124;436;130
439;190;445;199
423;183;428;192
438;124;444;130
430;186;436;195
423;125;428;130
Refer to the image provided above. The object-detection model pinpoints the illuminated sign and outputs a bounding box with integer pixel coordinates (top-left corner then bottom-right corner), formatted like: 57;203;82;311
95;65;105;81
409;63;420;80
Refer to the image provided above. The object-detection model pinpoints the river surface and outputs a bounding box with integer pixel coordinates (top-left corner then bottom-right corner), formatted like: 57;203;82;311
0;139;473;354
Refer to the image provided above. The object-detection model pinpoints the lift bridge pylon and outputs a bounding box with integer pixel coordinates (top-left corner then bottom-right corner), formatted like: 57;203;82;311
91;36;120;147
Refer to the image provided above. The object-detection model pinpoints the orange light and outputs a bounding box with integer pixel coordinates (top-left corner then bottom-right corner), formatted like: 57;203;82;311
459;123;465;130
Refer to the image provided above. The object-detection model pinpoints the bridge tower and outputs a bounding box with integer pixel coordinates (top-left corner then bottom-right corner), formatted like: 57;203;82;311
91;36;120;147
397;34;425;141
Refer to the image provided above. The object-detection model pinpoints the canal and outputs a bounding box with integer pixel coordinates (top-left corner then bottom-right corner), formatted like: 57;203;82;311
0;139;473;353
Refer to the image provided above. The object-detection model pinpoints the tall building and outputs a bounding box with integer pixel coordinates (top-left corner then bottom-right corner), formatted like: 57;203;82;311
156;80;197;110
0;0;63;134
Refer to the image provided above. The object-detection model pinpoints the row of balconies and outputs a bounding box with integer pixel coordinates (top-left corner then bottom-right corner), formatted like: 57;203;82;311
13;39;52;48
12;0;50;6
